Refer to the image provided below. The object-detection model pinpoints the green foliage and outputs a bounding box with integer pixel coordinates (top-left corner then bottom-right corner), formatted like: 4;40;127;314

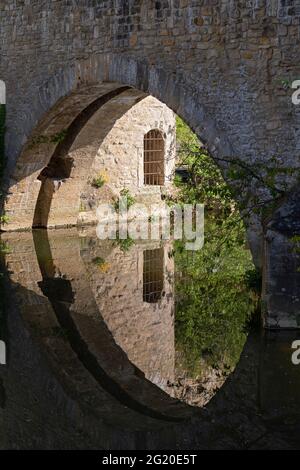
114;188;136;214
176;116;199;148
92;256;106;267
175;117;235;215
175;117;299;225
279;78;300;90
92;176;106;189
0;241;11;255
28;129;67;149
114;236;135;252
79;202;86;213
51;130;68;144
174;117;260;377
290;235;300;246
0;214;9;225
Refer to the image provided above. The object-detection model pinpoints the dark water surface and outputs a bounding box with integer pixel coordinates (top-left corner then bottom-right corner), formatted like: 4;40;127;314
0;228;300;450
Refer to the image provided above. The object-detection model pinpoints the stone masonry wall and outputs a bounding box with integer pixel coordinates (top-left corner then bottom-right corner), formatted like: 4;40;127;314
79;94;176;225
1;1;299;172
1;1;300;326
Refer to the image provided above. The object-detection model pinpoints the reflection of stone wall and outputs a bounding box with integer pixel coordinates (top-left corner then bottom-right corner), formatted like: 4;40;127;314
83;240;175;391
4;231;176;395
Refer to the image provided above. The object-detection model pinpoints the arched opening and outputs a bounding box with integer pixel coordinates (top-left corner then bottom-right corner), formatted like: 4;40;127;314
3;84;176;231
0;75;266;331
143;129;165;186
2;56;234;236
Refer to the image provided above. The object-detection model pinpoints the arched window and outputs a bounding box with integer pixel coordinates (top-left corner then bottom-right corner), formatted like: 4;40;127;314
144;129;165;186
143;248;164;303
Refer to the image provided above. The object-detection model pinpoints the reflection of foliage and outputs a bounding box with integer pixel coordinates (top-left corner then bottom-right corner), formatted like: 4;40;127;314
92;256;110;272
174;224;259;376
290;235;300;272
0;214;9;226
174;117;260;377
0;241;11;255
290;235;300;253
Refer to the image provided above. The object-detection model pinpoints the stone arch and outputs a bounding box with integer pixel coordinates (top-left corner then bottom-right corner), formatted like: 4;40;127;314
31;86;150;229
5;55;232;168
3;55;232;232
0;1;299;327
1;53;298;326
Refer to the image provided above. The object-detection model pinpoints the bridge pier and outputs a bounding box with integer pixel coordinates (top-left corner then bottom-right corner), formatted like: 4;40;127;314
263;189;300;329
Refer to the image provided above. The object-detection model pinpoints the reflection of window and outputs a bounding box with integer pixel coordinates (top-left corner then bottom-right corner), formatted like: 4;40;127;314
0;340;6;365
144;129;165;186
143;248;164;303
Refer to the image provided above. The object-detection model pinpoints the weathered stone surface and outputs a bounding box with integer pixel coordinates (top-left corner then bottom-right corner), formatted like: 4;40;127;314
82;239;175;392
263;188;300;328
79;94;176;226
1;1;300;326
4;89;175;230
2;229;192;425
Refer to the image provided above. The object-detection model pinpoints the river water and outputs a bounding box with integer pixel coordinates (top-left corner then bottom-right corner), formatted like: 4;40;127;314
0;228;300;449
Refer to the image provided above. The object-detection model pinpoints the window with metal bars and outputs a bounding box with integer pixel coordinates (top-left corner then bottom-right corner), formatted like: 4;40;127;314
143;248;164;303
143;129;165;186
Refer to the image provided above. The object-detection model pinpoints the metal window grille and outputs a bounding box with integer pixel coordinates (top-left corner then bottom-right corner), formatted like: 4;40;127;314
143;248;164;303
144;129;165;186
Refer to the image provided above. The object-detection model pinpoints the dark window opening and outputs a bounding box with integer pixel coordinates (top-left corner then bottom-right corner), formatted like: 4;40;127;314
144;129;165;186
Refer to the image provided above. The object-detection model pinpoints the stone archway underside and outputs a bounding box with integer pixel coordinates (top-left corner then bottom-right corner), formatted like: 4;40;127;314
4;84;148;231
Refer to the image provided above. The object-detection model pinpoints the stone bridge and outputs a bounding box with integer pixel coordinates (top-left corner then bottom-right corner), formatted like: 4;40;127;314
0;0;300;327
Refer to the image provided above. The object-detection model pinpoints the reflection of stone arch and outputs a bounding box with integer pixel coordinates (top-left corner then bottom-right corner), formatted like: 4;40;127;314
4;230;300;448
2;229;193;426
0;340;6;365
